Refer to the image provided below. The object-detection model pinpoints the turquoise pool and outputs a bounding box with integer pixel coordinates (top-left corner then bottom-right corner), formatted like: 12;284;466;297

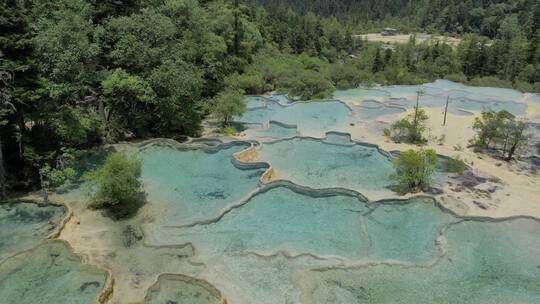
147;186;455;264
137;141;266;226
334;80;529;119
0;241;107;304
0;201;66;260
248;121;298;139
258;134;394;192
306;218;540;304
237;99;352;136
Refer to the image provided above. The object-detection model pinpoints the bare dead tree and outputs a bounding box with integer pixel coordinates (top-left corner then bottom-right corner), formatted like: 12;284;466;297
443;95;450;126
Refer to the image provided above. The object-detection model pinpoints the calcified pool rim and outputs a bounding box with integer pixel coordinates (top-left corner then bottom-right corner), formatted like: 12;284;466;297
144;273;227;304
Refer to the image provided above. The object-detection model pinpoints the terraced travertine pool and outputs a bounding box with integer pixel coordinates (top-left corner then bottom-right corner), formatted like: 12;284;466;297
1;80;539;304
256;135;394;194
0;201;65;260
0;202;108;304
135;141;267;226
306;218;540;304
0;241;108;304
333;79;528;120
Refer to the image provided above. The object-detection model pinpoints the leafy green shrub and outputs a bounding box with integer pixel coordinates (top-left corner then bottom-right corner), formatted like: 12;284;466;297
223;126;237;136
390;149;438;193
471;110;529;160
212;88;246;127
444;73;467;83
445;156;467;174
513;80;535;93
383;128;391;138
41;166;76;188
468;77;513;89
386;108;428;144
533;82;540;93
84;153;142;209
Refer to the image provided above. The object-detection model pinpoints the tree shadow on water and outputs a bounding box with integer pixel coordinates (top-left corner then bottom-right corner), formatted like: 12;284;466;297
98;191;147;220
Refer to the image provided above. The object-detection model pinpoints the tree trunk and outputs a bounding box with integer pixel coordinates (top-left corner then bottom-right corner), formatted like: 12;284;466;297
501;129;511;157
443;96;449;126
506;143;517;161
16;110;26;160
39;173;49;203
233;0;240;55
0;135;6;199
413;91;420;127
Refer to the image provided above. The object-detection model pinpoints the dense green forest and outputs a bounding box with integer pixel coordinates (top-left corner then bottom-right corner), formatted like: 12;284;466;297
1;0;539;196
253;0;538;36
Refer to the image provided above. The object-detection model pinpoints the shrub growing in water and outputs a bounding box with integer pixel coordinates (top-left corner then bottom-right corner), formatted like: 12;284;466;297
223;126;237;136
85;153;142;209
391;149;438;193
445;156;467;174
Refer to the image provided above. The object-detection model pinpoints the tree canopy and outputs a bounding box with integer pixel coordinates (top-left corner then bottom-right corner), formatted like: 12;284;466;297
391;149;438;193
471;110;530;161
1;0;539;195
84;153;142;210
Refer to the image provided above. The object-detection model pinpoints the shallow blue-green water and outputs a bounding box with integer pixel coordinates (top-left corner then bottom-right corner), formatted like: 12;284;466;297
133;130;540;303
249;121;298;139
145;274;223;304
238;106;276;125
146;185;371;256
334;88;389;100
0;241;107;304
149;186;455;263
271;101;351;135
307;218;540;304
141;82;537;303
352;100;407;120
237;100;351;135
138;142;266;226
334;80;528;119
258;135;394;192
245;96;268;109
268;94;294;105
0;201;66;260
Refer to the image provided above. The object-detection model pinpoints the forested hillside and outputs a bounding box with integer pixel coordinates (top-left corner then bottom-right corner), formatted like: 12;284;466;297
253;0;537;37
1;0;540;195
